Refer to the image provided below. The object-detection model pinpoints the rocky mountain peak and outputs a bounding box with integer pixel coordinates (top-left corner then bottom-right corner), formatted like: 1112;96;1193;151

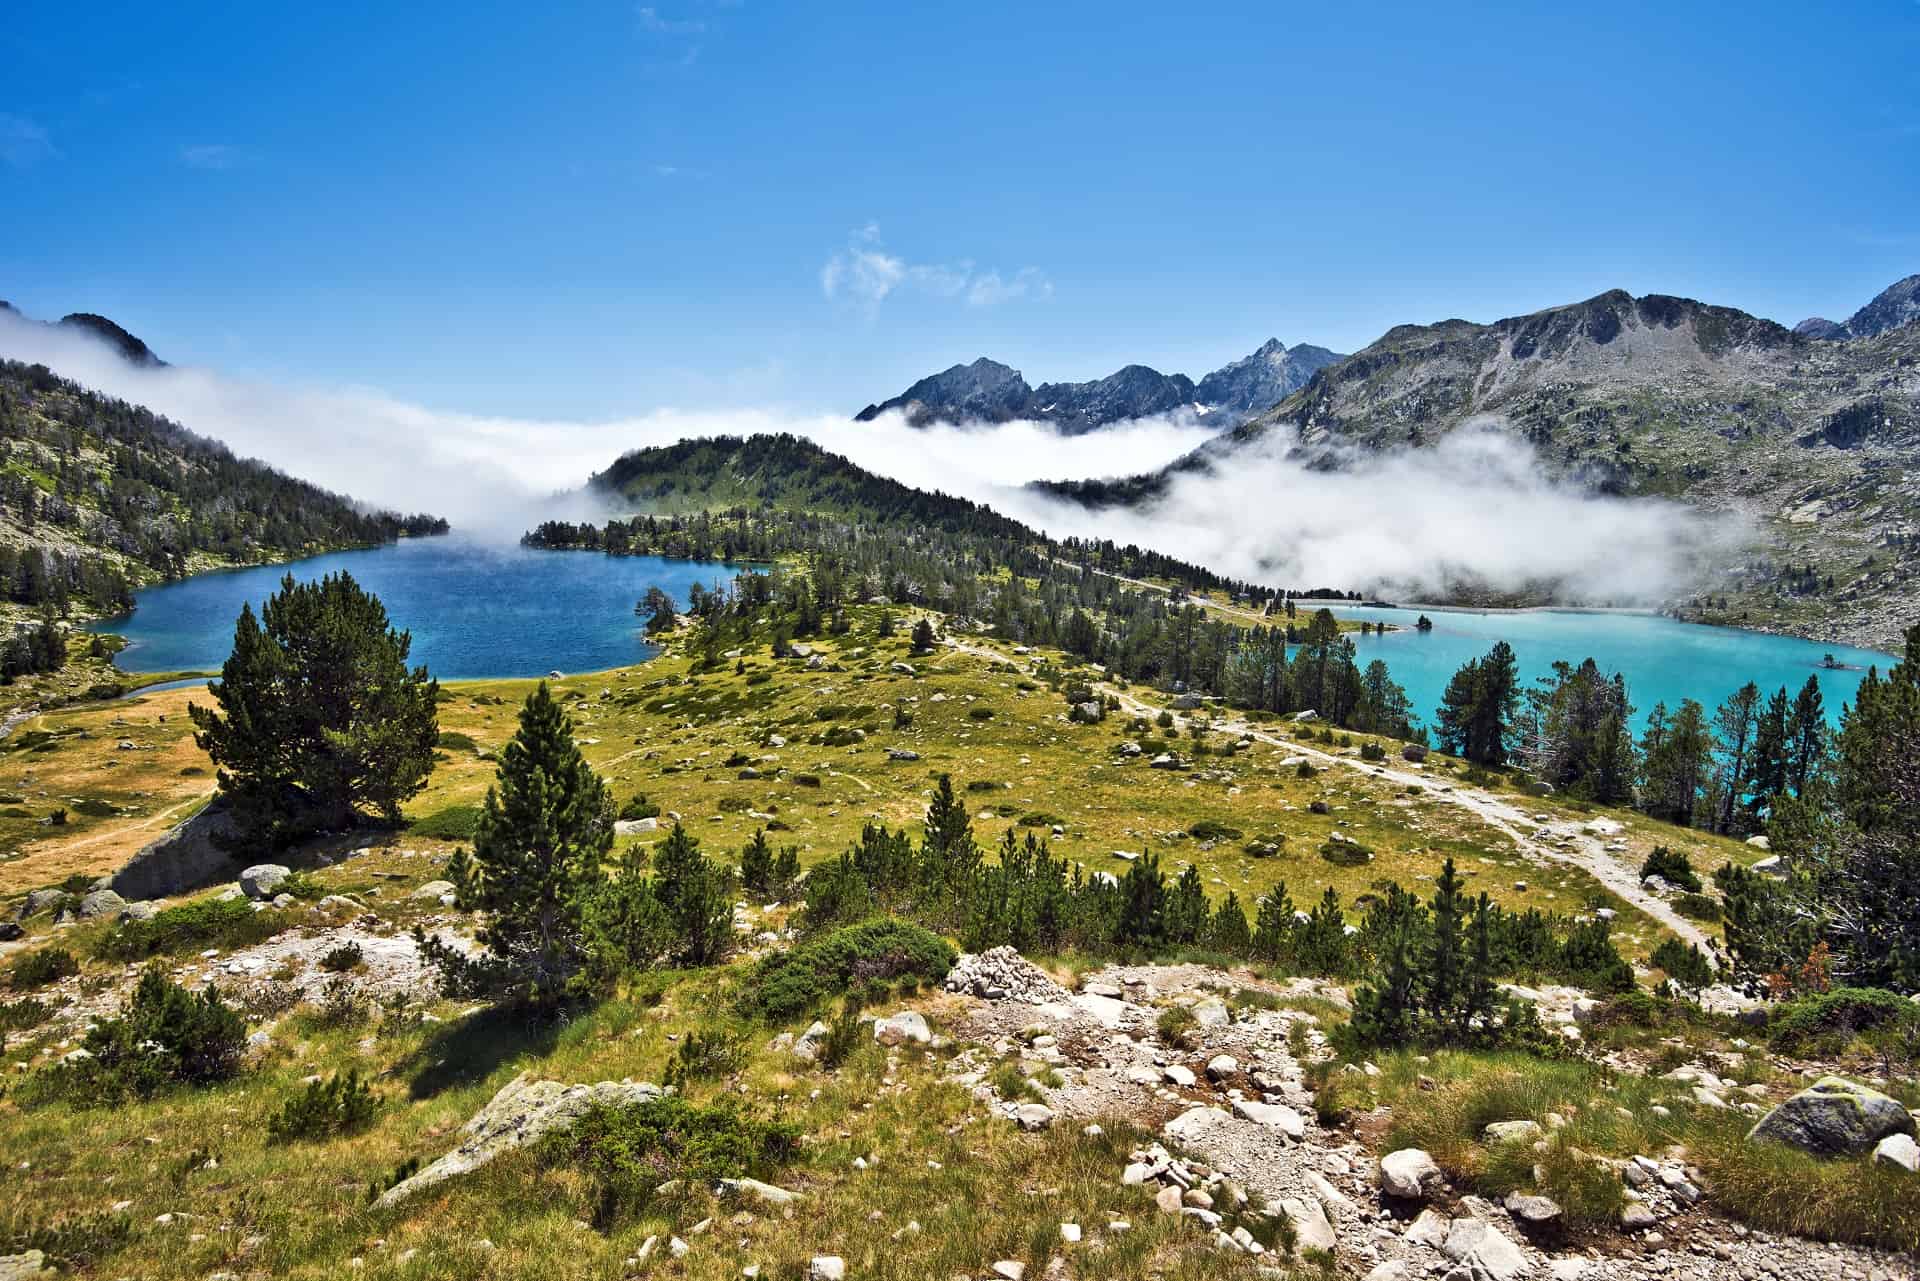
1794;273;1920;341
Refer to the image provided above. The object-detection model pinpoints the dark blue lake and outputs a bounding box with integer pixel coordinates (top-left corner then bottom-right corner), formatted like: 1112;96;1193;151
92;537;742;680
94;539;1895;728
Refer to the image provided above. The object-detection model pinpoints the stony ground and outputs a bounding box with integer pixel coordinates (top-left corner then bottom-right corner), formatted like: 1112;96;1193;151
934;949;1917;1281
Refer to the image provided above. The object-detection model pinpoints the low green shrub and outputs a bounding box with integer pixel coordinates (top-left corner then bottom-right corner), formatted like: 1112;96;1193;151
1188;819;1244;842
1157;1004;1198;1049
267;1070;379;1142
619;794;661;821
1640;846;1702;893
410;803;483;841
435;730;481;753
95;897;283;962
0;1209;134;1272
543;1097;800;1225
0;995;52;1034
1672;892;1722;923
9;946;78;990
318;942;364;973
1769;987;1918;1056
737;917;955;1021
43;967;247;1104
664;1027;749;1087
1650;938;1713;991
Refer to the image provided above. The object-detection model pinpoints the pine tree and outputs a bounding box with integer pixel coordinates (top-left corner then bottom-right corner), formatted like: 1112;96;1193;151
910;618;936;652
421;682;609;1004
189;572;438;846
1424;858;1468;1030
1208;891;1251;954
1785;675;1826;795
739;827;775;898
652;823;735;965
1252;883;1296;964
1164;863;1209;945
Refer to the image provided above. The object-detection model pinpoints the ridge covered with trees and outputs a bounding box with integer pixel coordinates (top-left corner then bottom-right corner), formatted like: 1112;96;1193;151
0;358;446;619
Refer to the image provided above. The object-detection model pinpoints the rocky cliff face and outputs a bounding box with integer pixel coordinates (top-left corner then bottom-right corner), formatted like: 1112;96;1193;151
856;338;1345;432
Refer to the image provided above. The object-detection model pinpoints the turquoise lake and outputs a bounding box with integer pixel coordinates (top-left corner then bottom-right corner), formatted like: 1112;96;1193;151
92;537;741;681
94;538;1896;727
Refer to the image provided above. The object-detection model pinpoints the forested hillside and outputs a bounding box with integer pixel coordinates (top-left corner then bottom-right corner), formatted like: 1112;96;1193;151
0;359;447;620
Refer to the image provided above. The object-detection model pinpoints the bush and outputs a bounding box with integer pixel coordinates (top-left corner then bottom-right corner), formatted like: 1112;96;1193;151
318;942;365;973
1157;1003;1199;1049
95;896;283;962
664;1027;749;1087
967;706;994;721
815;995;867;1069
0;1209;134;1272
410;803;483;841
1673;892;1722;923
51;967;247;1104
738;917;956;1021
619;794;662;821
1188;819;1244;842
1319;839;1372;867
0;996;51;1034
1650;938;1713;992
543;1097;800;1225
1360;742;1387;762
965;780;1002;793
1640;846;1702;894
436;730;481;753
1769;987;1919;1056
8;946;78;990
267;1070;379;1142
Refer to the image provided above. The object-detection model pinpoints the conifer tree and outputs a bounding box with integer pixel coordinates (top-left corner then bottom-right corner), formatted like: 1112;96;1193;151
190;572;438;846
420;682;610;1004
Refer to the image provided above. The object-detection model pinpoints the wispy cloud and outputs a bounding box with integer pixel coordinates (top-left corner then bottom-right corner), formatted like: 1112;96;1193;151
637;5;707;34
820;224;1052;312
0;114;56;168
179;143;249;171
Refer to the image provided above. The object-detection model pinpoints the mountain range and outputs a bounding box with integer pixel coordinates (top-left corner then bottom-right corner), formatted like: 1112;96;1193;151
854;338;1344;432
1045;274;1920;650
1792;273;1920;341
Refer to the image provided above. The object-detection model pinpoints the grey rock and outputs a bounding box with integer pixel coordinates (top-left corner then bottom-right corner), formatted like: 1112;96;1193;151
1380;1148;1444;1200
0;1250;50;1280
374;1072;662;1206
1748;1075;1918;1156
239;864;292;900
1280;1195;1337;1254
411;879;456;900
1482;1120;1543;1145
1502;1191;1562;1227
76;888;126;919
1440;1217;1530;1281
1872;1132;1920;1173
872;1011;930;1046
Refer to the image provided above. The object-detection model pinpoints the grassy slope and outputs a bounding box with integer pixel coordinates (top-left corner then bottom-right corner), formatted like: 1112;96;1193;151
0;610;1878;1280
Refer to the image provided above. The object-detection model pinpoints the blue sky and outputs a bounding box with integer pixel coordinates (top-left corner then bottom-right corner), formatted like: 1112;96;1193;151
2;0;1918;418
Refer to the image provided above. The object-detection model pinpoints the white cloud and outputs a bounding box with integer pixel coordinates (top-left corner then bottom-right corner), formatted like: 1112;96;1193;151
993;421;1738;605
637;5;706;34
0;114;56;168
820;226;1051;311
0;309;1200;544
0;310;1727;605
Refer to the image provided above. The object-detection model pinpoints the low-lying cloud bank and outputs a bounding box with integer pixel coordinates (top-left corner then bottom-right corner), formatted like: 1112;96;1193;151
1;311;1729;604
0;310;1209;537
997;425;1737;605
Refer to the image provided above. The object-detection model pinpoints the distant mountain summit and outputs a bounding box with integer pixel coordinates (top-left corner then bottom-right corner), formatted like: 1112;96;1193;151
1193;338;1343;415
56;312;165;366
0;300;166;366
855;337;1346;433
1795;273;1920;340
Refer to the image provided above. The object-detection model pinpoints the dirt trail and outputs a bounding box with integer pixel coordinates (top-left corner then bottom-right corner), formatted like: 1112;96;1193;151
942;637;1714;955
